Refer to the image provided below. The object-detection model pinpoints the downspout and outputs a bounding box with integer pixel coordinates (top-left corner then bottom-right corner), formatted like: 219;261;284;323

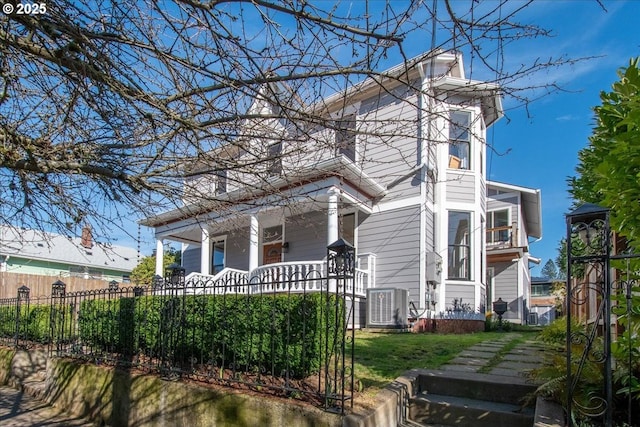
417;62;427;311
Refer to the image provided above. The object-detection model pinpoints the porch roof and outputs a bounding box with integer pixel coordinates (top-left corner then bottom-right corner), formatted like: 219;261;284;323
141;156;386;229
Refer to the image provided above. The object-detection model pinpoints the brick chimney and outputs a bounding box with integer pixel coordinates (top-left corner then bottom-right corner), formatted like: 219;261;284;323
81;225;93;249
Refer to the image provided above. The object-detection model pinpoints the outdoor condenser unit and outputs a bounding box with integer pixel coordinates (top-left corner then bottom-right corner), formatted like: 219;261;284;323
366;288;408;329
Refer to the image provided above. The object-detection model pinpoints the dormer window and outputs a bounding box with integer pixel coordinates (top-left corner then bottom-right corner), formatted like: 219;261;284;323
335;115;356;161
449;110;471;170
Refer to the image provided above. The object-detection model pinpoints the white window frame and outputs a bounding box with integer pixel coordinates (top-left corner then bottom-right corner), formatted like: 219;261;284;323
448;110;472;170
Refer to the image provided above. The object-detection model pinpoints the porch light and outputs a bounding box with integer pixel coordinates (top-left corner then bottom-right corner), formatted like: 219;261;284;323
282;242;289;253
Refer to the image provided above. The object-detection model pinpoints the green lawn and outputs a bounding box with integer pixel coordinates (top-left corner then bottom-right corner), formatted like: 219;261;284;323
353;331;508;391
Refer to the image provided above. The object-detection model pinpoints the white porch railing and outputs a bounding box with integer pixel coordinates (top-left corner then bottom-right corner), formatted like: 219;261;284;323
184;269;250;294
179;257;374;298
249;261;326;294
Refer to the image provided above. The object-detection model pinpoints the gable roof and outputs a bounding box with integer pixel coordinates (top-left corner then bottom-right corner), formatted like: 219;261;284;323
0;226;139;273
487;181;542;240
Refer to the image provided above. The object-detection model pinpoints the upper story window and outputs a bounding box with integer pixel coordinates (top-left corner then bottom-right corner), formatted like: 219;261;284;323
267;142;282;176
487;209;510;245
448;211;471;280
449;110;471;170
215;169;227;194
335;115;356;161
531;283;552;296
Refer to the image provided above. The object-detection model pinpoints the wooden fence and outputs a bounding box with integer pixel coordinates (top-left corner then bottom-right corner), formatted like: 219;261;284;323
0;272;113;298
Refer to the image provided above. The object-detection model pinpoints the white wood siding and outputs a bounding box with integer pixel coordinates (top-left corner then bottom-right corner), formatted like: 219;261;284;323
446;172;476;203
358;205;421;301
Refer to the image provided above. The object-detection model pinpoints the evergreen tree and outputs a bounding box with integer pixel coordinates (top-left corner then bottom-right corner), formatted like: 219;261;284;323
541;259;558;280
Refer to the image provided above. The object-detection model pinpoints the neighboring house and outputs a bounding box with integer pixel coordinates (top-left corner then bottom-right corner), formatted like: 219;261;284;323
529;277;557;326
0;225;139;283
486;181;542;324
142;50;541;325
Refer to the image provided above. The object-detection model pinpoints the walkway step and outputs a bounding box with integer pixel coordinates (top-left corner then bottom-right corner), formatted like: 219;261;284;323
415;370;537;405
410;393;534;427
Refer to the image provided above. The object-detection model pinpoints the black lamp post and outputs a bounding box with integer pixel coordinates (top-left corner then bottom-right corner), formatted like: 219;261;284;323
492;297;507;331
565;203;612;426
109;280;119;292
324;238;356;414
52;280;66;298
16;285;30;346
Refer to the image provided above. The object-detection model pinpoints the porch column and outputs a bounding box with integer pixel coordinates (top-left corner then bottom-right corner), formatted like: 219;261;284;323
249;214;259;271
327;188;339;245
201;228;211;276
155;238;164;276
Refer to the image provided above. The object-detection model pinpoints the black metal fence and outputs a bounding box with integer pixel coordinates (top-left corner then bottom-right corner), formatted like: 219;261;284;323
0;241;356;414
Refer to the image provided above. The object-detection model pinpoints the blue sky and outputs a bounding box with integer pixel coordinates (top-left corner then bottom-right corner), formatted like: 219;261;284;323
481;0;640;275
125;0;640;274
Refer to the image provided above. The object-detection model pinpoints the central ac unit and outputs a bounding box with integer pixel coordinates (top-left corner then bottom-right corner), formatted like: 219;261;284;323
366;288;408;329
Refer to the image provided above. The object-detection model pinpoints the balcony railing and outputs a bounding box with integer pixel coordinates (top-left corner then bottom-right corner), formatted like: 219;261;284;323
486;222;518;248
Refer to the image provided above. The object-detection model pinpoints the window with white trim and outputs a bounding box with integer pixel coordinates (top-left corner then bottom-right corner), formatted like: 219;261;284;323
448;211;471;280
449;110;471;170
211;239;225;275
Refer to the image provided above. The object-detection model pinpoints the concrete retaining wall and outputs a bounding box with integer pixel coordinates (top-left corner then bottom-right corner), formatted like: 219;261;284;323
0;348;341;427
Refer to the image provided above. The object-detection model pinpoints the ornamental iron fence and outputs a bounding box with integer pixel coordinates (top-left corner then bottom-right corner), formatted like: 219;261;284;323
0;240;356;414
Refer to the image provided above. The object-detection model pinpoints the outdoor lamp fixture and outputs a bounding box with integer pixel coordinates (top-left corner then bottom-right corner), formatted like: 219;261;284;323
327;238;355;276
108;280;119;291
152;274;163;289
52;279;66;298
166;263;185;288
17;285;30;301
492;297;507;330
282;242;289;253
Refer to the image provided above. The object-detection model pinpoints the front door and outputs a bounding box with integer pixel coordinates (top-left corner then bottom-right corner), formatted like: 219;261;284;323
263;243;282;264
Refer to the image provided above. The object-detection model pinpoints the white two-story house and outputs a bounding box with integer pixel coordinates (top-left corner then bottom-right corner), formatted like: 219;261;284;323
142;50;524;324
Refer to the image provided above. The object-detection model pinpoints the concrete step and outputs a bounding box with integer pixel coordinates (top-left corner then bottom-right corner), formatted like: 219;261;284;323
415;370;537;406
410;393;534;427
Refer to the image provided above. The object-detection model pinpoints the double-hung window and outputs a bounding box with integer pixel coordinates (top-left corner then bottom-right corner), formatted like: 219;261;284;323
335;115;356;161
215;169;227;194
449;111;471;170
448;211;471;280
267;142;282;176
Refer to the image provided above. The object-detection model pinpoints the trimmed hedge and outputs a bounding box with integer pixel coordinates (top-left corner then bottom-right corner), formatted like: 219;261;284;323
78;293;344;378
0;304;52;343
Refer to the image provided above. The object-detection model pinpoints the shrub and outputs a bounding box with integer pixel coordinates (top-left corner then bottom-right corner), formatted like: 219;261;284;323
78;292;343;378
